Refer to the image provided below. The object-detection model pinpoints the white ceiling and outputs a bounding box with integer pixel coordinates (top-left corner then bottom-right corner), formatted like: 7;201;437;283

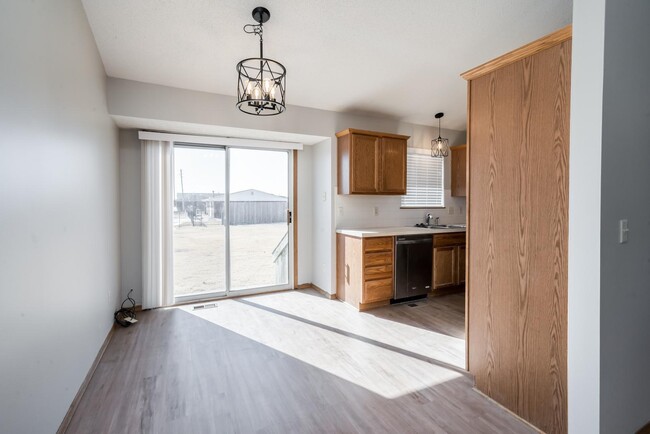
82;0;572;131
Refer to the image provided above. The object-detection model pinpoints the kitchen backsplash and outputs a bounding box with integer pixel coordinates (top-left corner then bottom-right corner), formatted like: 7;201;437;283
335;190;466;228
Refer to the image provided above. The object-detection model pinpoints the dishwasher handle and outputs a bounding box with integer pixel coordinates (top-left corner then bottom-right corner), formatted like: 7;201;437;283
395;238;433;245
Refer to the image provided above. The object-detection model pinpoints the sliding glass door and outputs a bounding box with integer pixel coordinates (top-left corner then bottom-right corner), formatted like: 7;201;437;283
229;148;290;292
172;145;292;302
173;146;227;298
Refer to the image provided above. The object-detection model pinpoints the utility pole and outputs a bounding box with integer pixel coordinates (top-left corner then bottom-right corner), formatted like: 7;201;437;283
179;169;185;227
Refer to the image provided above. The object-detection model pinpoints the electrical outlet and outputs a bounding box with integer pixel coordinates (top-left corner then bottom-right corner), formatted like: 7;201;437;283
373;206;379;216
448;206;455;215
321;191;327;202
338;206;344;217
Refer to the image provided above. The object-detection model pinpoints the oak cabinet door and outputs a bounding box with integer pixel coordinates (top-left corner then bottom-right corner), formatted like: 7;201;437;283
451;145;467;197
380;137;407;194
350;134;379;193
457;245;466;284
433;246;456;288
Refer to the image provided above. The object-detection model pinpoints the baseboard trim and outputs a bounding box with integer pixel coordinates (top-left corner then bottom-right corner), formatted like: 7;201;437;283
295;283;336;299
57;324;116;434
471;387;544;434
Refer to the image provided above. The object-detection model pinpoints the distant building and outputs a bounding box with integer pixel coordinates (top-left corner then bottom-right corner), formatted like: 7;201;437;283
175;189;288;225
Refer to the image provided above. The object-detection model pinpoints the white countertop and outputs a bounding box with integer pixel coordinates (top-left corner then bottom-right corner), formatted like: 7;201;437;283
336;226;466;238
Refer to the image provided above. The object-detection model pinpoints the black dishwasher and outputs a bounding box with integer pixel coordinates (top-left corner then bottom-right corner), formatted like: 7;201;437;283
394;235;433;301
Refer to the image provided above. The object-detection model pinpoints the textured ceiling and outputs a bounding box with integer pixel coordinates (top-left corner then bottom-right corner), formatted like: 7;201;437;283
82;0;572;131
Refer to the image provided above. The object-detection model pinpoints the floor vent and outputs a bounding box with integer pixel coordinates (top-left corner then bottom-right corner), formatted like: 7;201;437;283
193;303;218;310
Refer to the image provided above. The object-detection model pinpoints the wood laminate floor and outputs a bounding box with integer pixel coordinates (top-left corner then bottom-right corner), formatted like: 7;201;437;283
66;290;535;434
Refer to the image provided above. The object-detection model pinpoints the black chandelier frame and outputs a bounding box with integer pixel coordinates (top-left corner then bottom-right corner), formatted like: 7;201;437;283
236;7;286;116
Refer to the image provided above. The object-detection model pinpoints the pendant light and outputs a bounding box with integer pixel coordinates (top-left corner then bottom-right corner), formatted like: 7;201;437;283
431;112;450;158
236;7;286;116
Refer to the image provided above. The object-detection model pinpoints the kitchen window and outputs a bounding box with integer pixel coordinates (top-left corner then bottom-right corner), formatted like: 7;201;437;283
400;148;444;208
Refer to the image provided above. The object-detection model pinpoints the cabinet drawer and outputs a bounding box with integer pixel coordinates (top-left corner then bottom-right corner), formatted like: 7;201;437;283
364;264;393;280
364;251;393;267
363;278;393;303
433;232;466;247
364;237;393;253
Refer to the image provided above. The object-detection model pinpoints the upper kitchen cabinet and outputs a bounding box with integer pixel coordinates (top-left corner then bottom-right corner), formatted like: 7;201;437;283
336;129;409;195
451;144;467;197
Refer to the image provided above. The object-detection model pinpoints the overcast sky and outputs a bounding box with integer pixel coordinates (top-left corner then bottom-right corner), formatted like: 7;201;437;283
174;146;289;197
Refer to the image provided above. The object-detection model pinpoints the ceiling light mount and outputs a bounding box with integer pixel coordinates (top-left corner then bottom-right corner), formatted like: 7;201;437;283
236;6;286;116
251;6;270;24
431;112;450;158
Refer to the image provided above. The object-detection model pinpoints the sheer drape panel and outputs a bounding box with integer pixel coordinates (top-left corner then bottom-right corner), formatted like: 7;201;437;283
141;140;174;309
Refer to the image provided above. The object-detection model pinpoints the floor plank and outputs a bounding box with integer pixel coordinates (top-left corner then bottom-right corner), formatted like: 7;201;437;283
66;290;534;433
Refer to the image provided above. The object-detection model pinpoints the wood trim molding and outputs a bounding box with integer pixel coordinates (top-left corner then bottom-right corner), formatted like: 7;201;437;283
295;283;336;300
57;324;116;434
471;388;545;434
311;283;335;299
358;299;391;311
461;25;572;81
465;80;471;372
292;150;298;289
335;128;410;140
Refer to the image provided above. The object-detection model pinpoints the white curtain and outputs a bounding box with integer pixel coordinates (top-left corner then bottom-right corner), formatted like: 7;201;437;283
141;140;174;309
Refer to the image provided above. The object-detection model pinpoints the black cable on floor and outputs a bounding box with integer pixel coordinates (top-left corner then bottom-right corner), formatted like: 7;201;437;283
114;289;137;327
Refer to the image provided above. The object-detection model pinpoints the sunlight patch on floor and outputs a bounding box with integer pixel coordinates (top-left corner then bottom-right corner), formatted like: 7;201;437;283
179;293;465;400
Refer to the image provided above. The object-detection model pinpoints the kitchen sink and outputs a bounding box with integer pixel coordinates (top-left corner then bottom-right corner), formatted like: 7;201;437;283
429;224;466;229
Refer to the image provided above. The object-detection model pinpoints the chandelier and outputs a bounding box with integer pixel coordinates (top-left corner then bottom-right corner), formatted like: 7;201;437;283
236;7;286;116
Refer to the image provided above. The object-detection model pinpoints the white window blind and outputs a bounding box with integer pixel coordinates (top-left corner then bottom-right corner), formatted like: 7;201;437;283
401;150;444;208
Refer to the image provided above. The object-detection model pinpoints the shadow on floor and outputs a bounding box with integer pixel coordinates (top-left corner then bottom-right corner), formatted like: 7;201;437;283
364;292;466;339
235;298;468;375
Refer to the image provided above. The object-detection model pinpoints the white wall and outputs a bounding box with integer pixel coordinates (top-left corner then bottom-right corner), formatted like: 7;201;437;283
568;1;606;432
296;145;313;285
108;78;466;294
599;1;650;432
0;1;120;433
311;139;334;292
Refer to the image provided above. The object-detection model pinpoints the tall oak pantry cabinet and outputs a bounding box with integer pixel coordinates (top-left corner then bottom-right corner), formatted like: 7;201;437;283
462;26;571;433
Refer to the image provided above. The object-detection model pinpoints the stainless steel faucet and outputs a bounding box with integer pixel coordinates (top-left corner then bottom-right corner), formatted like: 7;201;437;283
425;214;440;226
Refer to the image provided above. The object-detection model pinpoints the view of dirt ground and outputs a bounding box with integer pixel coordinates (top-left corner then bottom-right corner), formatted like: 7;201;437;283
173;214;288;296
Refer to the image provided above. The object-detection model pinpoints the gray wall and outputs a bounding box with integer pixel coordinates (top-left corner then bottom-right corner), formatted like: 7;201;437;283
119;129;142;304
0;1;120;433
600;1;650;432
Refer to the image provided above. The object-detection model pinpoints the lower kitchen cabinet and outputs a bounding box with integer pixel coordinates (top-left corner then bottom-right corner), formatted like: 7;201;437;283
432;232;466;292
336;234;394;310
